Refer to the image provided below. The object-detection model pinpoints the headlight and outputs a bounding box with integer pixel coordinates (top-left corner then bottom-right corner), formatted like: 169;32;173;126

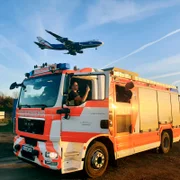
45;152;58;159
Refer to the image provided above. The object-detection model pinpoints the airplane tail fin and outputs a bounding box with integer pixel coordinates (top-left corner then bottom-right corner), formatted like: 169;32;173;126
37;36;49;44
35;37;52;49
34;42;45;49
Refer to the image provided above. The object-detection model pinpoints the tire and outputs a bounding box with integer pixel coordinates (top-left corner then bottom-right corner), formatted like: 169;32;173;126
84;141;109;178
160;131;171;154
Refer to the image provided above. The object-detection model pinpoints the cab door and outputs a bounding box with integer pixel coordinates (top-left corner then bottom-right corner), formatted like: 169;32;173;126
60;72;109;142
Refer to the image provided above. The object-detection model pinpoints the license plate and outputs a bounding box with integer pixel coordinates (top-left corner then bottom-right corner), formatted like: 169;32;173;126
22;145;33;153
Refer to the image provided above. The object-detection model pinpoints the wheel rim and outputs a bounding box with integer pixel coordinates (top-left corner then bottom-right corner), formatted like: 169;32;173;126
91;150;105;169
164;137;169;148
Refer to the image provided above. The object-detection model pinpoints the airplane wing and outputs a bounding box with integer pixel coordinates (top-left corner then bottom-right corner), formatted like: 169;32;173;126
45;30;73;45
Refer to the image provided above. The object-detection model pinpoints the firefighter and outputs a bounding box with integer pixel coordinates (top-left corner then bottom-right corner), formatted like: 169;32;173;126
68;81;90;106
123;81;134;103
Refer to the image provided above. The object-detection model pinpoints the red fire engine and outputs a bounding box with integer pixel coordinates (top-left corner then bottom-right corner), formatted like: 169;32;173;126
10;62;180;178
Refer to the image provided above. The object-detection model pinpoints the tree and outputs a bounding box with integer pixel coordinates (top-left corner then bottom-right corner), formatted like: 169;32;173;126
0;95;13;113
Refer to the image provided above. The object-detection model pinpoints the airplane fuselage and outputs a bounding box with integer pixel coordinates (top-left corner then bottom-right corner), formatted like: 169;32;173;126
48;41;103;51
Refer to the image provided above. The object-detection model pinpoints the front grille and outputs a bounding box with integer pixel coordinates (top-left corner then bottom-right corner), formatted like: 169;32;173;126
18;118;45;135
21;150;35;161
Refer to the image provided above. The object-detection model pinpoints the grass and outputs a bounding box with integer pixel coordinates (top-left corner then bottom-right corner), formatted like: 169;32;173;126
0;121;13;133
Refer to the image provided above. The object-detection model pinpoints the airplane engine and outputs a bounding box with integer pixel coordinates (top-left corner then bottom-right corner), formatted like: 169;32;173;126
77;50;83;54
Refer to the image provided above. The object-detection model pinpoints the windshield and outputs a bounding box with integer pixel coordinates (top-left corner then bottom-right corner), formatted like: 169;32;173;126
18;74;61;108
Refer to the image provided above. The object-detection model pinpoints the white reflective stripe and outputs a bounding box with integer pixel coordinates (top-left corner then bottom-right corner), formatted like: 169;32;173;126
173;137;180;142
134;113;140;133
18;116;45;121
52;142;61;154
115;141;160;159
54;74;64;107
134;142;160;153
38;141;47;155
62;107;108;133
50;121;61;141
37;141;51;168
14;137;42;166
14;137;23;145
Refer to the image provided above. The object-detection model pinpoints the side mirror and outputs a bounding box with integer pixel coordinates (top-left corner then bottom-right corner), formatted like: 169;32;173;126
10;82;18;90
57;108;70;119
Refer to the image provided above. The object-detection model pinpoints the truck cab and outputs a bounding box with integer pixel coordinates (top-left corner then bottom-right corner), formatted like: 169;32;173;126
11;63;110;177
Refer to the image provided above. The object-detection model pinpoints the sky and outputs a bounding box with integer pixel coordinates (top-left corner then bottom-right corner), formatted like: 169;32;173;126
0;0;180;96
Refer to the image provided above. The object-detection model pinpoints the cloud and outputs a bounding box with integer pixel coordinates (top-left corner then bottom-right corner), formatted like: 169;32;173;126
0;64;24;96
0;34;37;67
0;34;38;95
172;80;180;85
0;1;81;95
101;28;180;68
78;0;180;30
134;54;180;75
16;0;80;37
148;71;180;80
12;0;81;64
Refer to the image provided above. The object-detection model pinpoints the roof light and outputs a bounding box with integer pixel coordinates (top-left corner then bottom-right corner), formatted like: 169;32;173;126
170;88;179;93
56;63;70;70
29;70;34;76
32;63;70;75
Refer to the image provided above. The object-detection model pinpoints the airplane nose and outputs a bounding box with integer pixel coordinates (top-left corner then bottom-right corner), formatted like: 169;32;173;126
100;41;104;45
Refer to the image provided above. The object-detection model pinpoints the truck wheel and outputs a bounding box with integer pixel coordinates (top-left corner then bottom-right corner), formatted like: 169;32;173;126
84;141;109;178
160;131;171;154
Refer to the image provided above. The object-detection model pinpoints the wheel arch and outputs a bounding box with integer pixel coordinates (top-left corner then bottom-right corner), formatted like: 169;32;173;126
83;135;115;162
161;129;173;148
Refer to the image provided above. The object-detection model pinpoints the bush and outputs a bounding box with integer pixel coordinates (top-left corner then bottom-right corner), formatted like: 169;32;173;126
0;95;13;113
0;120;13;132
0;118;10;124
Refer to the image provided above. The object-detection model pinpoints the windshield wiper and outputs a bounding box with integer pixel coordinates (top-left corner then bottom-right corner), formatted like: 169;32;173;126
32;104;47;110
19;104;31;108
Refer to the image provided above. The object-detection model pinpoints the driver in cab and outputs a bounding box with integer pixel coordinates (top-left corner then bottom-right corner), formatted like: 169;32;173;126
68;81;90;106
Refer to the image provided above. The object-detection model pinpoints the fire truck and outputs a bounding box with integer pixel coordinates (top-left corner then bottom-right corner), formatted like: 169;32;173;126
10;62;180;178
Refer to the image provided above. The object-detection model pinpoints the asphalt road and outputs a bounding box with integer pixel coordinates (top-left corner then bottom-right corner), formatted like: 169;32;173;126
1;133;180;180
1;146;180;180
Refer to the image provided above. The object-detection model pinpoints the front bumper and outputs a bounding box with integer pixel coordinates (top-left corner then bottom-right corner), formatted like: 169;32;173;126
13;135;61;170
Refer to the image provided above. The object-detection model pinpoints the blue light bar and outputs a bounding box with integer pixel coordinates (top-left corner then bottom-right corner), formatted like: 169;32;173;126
29;70;34;76
56;63;70;70
170;88;178;93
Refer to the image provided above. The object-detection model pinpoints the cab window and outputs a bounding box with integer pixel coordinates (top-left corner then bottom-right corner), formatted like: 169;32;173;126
66;74;105;106
115;82;134;103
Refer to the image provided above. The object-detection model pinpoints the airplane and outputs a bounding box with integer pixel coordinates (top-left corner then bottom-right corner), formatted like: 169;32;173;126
34;30;104;55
